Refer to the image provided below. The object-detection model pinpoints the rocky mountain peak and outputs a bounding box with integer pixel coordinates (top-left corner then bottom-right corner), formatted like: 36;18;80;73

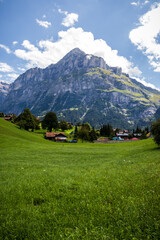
1;48;160;128
66;48;86;56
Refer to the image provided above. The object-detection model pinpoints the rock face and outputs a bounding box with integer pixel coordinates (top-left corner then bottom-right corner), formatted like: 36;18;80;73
0;81;10;105
1;48;160;128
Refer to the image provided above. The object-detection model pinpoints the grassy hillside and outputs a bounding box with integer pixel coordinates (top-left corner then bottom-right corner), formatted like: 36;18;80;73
0;118;160;239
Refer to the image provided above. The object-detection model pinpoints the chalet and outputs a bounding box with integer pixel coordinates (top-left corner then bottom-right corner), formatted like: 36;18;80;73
45;132;67;142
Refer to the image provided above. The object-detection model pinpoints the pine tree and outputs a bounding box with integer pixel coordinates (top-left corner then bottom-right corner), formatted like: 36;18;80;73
89;127;97;142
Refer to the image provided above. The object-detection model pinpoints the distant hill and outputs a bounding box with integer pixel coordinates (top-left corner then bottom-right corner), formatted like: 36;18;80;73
1;48;160;128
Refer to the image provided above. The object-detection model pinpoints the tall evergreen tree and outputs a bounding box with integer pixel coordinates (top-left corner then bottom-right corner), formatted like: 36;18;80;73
89;127;97;142
100;124;113;137
74;125;78;140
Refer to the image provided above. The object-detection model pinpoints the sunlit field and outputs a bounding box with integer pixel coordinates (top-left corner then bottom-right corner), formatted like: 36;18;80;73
0;119;160;239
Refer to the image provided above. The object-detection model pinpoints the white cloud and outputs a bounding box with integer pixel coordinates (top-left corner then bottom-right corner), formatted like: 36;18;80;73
134;77;159;90
58;8;78;27
143;0;149;5
7;73;19;81
13;41;18;45
0;44;11;54
42;14;46;18
129;3;160;72
58;8;68;15
62;13;79;27
14;27;141;79
131;1;139;6
131;1;150;7
36;18;51;28
0;62;14;72
18;67;26;72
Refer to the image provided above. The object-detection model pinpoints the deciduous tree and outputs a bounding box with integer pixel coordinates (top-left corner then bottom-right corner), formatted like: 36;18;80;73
15;108;39;131
42;112;59;132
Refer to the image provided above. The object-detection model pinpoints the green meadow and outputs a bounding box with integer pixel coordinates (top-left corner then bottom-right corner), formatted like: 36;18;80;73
0;118;160;240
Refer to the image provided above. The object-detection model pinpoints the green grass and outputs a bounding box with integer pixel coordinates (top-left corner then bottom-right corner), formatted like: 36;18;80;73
0;118;160;239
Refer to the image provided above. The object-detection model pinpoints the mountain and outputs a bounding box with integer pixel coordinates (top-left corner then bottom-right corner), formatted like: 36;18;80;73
1;48;160;128
154;107;160;120
0;81;10;105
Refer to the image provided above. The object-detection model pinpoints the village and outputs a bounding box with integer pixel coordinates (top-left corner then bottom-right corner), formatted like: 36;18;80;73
0;110;149;143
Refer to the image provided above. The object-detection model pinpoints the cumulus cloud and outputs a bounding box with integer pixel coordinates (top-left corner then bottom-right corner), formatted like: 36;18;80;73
0;62;14;72
129;3;160;72
7;73;19;81
58;8;78;27
18;67;26;72
0;44;11;54
12;41;18;45
14;27;141;79
36;18;51;28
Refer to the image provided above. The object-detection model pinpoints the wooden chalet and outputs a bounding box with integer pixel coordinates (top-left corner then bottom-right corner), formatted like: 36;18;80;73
45;132;67;142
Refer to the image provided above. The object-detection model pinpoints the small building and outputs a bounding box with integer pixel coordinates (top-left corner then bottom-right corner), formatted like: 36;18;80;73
45;132;67;142
116;133;129;140
3;116;13;121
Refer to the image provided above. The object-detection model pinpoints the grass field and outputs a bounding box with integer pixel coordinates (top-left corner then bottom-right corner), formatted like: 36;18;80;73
0;118;160;240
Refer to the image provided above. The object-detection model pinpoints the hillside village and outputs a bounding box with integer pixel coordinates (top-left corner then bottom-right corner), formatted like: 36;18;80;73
0;108;150;143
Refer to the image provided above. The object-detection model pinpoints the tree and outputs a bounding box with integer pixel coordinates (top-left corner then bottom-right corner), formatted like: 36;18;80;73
74;125;79;140
59;120;68;131
0;112;4;117
89;127;97;142
151;119;160;146
42;112;59;132
135;126;142;133
15;108;39;131
81;122;91;131
78;127;89;142
100;124;113;137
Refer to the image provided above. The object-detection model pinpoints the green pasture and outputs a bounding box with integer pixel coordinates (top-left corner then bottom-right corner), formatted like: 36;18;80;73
0;118;160;239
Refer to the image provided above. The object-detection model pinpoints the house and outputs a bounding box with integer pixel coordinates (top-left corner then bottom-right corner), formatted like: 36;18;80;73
2;113;16;122
3;116;13;121
45;132;67;142
116;133;129;140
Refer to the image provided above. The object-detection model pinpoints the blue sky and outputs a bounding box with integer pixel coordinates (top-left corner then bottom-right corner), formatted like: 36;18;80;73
0;0;160;89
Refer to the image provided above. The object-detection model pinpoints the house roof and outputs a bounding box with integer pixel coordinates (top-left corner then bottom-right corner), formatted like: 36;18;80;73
46;132;66;138
117;133;129;136
3;117;12;120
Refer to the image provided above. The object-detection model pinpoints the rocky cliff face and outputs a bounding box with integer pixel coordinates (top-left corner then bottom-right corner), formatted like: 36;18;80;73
0;81;9;105
1;48;160;128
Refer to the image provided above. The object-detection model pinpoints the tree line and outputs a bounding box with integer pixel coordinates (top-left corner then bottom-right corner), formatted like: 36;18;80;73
4;108;160;145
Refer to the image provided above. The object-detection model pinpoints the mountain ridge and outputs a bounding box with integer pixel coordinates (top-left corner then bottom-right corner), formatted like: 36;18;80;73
1;48;160;128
